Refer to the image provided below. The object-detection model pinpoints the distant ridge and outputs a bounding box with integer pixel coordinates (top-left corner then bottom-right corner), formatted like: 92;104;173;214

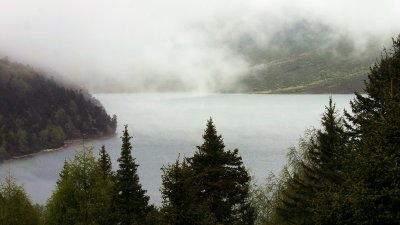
227;20;382;94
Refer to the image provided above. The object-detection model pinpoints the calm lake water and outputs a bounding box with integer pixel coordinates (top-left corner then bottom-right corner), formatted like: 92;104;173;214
0;93;354;205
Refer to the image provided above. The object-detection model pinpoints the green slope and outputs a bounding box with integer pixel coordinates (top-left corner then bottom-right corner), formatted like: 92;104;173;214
228;20;384;93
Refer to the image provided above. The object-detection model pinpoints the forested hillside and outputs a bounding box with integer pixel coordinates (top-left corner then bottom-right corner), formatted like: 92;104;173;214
0;58;117;160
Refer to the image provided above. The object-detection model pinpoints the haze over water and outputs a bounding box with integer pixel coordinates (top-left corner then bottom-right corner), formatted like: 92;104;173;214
0;93;353;205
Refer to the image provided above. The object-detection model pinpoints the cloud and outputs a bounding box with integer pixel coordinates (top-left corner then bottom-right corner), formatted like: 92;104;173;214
0;0;399;92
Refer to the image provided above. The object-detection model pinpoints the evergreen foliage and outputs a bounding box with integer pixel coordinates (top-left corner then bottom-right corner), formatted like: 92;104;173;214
161;118;255;225
96;145;115;225
268;97;348;225
342;35;400;224
114;125;150;225
161;157;203;225
98;145;113;179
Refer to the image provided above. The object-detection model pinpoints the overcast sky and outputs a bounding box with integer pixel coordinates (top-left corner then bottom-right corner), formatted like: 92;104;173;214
1;0;399;92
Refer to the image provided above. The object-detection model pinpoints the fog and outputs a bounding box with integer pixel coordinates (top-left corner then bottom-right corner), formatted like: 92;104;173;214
0;0;399;92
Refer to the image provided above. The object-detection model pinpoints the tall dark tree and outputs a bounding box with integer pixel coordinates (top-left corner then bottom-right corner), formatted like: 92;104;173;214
275;98;348;225
346;36;400;141
98;145;113;179
97;145;114;225
161;157;204;225
309;98;349;224
344;35;400;224
114;125;150;225
187;118;255;225
162;118;254;225
312;98;347;183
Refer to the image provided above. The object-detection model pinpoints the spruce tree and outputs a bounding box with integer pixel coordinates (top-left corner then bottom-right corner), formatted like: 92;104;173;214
275;98;348;225
56;159;69;185
98;145;113;179
161;158;203;225
309;98;349;224
188;118;255;225
312;98;347;183
346;36;400;140
344;35;400;224
97;145;114;225
161;119;255;225
114;125;150;225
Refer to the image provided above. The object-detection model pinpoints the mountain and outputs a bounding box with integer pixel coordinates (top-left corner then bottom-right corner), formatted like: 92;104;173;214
227;20;384;93
0;58;117;160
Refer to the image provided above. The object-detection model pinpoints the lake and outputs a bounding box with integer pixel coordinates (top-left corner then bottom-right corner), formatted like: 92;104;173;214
0;93;354;205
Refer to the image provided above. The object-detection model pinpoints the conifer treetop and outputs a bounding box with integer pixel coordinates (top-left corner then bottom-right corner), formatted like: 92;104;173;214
197;118;225;155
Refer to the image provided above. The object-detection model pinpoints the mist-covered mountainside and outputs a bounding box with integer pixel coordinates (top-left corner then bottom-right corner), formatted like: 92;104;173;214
85;20;383;94
228;20;383;93
0;58;117;160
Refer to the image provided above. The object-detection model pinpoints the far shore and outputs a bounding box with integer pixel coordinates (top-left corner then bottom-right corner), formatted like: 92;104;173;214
0;133;117;164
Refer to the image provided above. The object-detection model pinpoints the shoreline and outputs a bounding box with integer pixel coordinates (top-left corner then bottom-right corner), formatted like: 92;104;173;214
0;133;117;164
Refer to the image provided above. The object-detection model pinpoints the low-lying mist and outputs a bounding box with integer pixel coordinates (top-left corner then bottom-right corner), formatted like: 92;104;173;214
0;0;399;92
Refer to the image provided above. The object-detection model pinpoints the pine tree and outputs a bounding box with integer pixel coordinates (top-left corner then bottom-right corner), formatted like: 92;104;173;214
57;159;69;185
346;36;400;140
161;157;203;225
312;98;347;183
309;98;349;224
275;98;348;225
114;125;150;225
161;119;255;225
97;145;114;225
98;145;113;179
344;35;400;224
188;118;255;225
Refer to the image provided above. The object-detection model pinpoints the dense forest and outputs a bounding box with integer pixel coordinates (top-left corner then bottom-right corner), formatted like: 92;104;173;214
1;35;399;225
0;59;117;160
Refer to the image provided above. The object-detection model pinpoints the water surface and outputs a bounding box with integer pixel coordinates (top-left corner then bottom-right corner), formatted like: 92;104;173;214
0;93;354;205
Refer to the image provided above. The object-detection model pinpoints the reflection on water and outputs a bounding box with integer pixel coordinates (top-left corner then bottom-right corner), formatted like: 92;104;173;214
0;93;354;205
